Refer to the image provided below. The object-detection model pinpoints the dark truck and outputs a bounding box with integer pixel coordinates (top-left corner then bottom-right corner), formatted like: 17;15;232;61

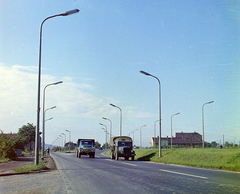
110;136;135;161
76;139;95;158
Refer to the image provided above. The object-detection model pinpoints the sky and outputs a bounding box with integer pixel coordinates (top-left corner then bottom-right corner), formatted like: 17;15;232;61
0;0;240;147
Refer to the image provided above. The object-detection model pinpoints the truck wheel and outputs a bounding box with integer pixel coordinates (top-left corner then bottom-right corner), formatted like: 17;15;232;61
111;153;115;160
92;154;95;158
125;157;129;160
89;154;92;158
132;156;134;161
79;154;81;158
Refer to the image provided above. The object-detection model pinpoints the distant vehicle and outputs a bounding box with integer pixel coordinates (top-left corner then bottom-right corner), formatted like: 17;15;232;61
76;139;95;158
110;136;135;161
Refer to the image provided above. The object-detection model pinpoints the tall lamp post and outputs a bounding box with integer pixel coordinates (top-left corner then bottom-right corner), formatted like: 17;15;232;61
171;112;180;148
42;105;56;156
66;129;71;151
62;133;66;148
56;137;60;151
59;135;63;151
42;81;62;156
110;103;122;136
44;116;53;153
35;9;79;165
100;123;107;148
102;128;108;149
102;117;112;140
100;123;107;149
202;101;214;148
131;129;138;146
154;120;159;138
140;70;162;157
140;125;146;149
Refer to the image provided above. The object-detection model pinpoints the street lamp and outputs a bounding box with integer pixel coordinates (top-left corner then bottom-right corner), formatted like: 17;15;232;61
171;112;180;148
66;129;71;151
102;117;112;139
45;117;53;122
131;129;138;146
140;70;162;157
56;137;60;151
202;101;214;148
42;82;62;156
62;133;66;148
35;9;79;165
154;120;159;138
100;123;107;149
110;103;122;136
42;105;56;156
102;128;108;149
140;125;146;149
59;135;63;151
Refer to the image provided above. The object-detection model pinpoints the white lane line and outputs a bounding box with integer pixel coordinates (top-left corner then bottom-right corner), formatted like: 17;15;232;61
159;169;208;179
106;159;138;166
122;162;138;167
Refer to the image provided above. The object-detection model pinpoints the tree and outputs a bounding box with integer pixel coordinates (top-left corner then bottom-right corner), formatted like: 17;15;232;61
0;131;17;159
11;135;25;150
17;123;36;150
224;141;230;147
102;142;109;149
211;141;217;148
94;141;101;149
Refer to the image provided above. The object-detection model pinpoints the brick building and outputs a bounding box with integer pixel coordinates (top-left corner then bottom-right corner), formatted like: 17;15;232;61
151;131;202;148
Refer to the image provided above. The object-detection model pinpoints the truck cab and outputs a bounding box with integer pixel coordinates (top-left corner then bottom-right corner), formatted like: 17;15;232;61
110;136;135;161
76;139;95;158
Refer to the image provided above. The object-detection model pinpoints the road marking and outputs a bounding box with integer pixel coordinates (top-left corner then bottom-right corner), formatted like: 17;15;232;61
159;169;208;179
122;162;138;166
106;159;138;166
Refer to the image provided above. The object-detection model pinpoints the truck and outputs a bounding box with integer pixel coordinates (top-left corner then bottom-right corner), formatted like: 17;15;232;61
109;136;135;161
76;139;95;158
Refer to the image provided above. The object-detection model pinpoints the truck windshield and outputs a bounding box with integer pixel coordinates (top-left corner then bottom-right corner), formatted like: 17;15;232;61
80;141;93;147
118;141;132;147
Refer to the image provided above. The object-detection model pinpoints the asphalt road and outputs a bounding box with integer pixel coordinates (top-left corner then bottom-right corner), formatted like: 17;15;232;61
51;150;240;194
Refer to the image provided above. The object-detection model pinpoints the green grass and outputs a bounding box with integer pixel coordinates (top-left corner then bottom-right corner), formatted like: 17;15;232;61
104;147;240;172
0;158;11;163
14;159;47;173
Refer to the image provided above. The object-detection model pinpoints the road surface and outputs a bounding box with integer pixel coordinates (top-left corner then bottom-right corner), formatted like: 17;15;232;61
50;150;240;194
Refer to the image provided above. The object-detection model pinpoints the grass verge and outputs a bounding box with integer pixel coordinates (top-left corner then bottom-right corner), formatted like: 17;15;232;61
14;159;47;173
0;158;11;163
104;147;240;172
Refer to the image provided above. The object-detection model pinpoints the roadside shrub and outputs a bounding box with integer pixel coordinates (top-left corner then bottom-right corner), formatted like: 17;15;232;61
0;132;17;160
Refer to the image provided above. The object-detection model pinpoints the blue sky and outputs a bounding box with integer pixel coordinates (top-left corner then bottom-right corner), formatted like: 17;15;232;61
0;0;240;147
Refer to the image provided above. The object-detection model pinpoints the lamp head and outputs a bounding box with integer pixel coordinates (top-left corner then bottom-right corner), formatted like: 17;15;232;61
110;103;116;107
54;81;63;85
61;9;79;16
140;70;151;76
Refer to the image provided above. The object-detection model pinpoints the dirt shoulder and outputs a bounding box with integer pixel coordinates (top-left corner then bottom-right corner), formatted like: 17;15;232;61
0;154;56;176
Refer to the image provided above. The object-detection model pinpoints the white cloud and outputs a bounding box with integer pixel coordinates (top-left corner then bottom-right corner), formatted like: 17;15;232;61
0;64;155;144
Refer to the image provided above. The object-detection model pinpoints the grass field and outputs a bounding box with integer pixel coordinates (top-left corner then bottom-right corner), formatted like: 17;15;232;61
105;147;240;172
